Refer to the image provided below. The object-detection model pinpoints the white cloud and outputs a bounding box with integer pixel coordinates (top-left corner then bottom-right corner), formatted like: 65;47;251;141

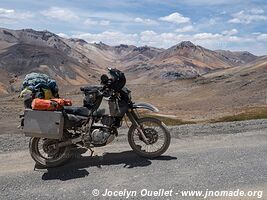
72;31;138;45
133;17;158;25
159;12;190;24
250;8;264;15
57;33;69;38
0;8;14;15
222;28;238;35
62;29;265;54
191;32;252;44
175;25;195;33
140;30;159;45
228;10;267;24
193;33;222;40
140;31;185;46
208;18;217;25
175;0;243;6
84;18;98;25
71;30;255;50
140;31;194;47
99;20;110;26
84;18;110;26
80;11;133;22
0;7;33;23
252;32;261;35
41;7;79;22
139;30;255;49
257;34;267;41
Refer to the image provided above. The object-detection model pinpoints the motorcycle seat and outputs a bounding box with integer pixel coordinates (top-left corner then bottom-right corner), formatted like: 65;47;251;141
63;106;90;117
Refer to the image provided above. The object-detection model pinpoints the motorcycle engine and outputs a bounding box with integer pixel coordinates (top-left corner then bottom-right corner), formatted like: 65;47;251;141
91;128;114;145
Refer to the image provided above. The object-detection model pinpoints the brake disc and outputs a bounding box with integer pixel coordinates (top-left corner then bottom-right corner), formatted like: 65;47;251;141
143;128;159;144
42;139;60;156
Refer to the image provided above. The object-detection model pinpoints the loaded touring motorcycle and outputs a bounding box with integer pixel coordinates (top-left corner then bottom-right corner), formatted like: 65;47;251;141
22;68;171;168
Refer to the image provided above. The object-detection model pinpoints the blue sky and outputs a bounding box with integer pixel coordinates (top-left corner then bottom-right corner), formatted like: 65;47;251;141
1;0;267;55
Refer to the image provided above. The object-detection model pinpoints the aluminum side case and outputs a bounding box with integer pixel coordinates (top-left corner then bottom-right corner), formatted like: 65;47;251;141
23;109;64;139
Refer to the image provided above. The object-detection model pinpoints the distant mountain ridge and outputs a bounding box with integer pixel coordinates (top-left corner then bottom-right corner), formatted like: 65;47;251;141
0;28;260;93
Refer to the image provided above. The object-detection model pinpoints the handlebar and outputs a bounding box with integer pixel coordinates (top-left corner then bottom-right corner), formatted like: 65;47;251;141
80;85;113;95
80;85;103;93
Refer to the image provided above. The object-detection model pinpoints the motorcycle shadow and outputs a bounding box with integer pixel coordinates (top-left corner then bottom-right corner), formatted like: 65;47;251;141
40;149;177;181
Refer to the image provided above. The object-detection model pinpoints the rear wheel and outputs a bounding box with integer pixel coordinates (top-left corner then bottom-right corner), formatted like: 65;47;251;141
29;137;71;168
128;117;171;158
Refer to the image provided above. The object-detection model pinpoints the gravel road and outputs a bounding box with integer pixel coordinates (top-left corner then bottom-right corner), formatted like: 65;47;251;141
0;119;266;200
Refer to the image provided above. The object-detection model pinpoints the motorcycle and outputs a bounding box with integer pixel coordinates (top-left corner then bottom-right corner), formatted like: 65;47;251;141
22;68;171;168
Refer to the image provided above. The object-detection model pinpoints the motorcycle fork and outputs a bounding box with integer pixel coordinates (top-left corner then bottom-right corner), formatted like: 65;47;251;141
126;110;149;144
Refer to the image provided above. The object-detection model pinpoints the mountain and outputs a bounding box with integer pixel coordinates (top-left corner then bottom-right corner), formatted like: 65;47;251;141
128;55;267;120
215;50;257;65
0;28;259;94
123;41;259;81
0;28;104;93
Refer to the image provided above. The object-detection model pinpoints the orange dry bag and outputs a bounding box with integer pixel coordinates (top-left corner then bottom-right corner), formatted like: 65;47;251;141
32;98;72;111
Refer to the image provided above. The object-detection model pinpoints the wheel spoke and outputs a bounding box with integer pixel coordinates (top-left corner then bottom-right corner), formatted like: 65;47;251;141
131;119;168;155
35;138;63;160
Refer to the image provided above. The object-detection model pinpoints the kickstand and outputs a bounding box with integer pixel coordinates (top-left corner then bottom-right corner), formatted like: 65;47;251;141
88;147;94;157
33;164;46;172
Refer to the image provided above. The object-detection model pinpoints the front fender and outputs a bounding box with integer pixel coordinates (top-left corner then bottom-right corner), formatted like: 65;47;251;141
132;102;159;112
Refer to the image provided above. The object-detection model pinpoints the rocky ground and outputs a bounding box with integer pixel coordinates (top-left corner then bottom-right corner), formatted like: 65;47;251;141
0;119;266;200
0;119;266;153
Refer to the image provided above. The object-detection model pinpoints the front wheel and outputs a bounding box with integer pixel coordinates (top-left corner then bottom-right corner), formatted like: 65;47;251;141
128;117;171;158
29;137;71;168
